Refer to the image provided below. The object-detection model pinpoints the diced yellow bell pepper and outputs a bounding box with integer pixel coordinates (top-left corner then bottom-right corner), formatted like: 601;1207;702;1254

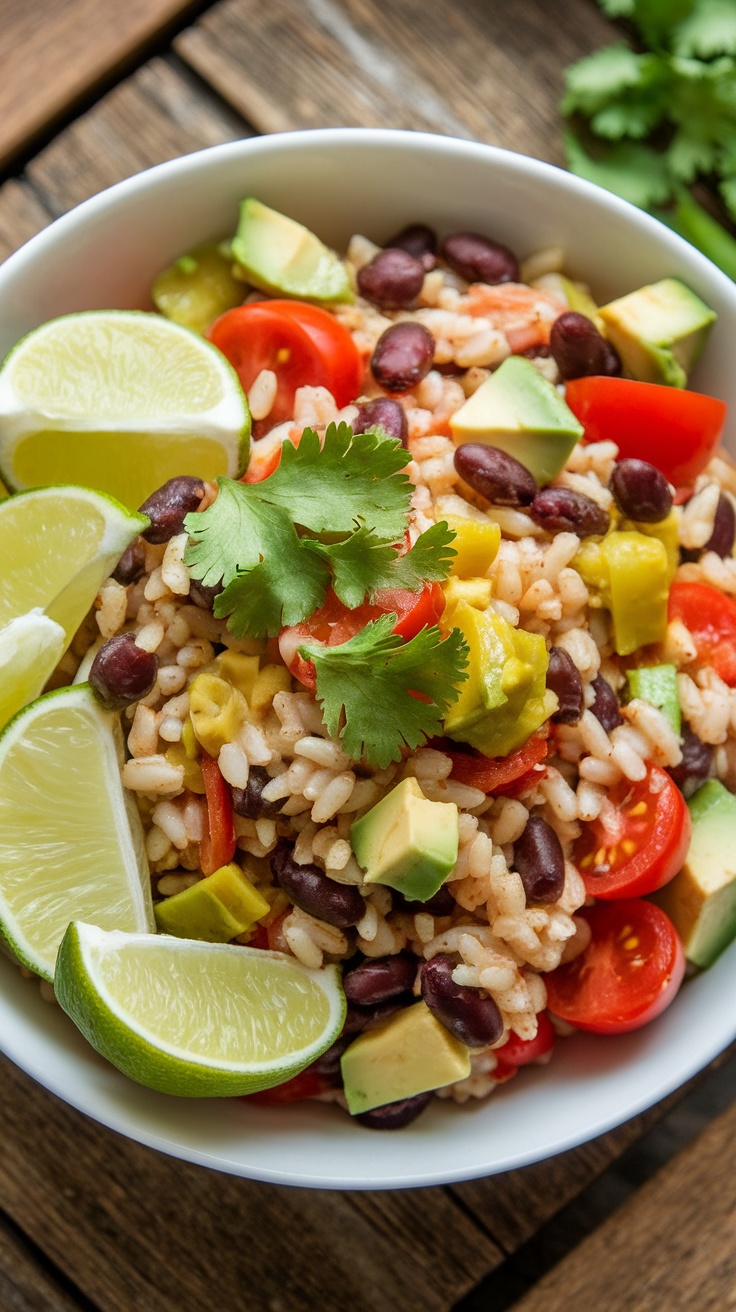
189;673;249;757
625;508;680;583
250;663;292;714
180;719;199;761
443;514;501;578
154;862;270;941
213;651;261;703
603;531;669;656
164;741;206;793
443;576;493;612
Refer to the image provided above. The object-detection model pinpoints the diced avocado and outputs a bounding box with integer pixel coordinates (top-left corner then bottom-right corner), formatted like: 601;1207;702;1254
654;780;736;968
599;277;716;388
350;778;458;902
154;863;270;942
576;531;670;656
626;663;681;735
231;198;354;304
341;1001;471;1114
449;356;584;485
442;598;555;757
152;243;244;334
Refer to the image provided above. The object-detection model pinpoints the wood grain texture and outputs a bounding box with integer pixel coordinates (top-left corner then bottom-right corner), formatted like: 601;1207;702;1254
511;1095;736;1312
26;55;250;218
175;0;615;160
0;0;212;169
0;1213;89;1312
0;178;52;264
0;1054;500;1312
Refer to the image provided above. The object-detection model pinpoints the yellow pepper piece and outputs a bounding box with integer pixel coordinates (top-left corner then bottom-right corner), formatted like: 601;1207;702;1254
164;741;205;794
189;673;249;757
443;576;493;613
180;718;199;761
602;531;669;656
443;514;501;578
625;508;680;583
213;651;261;702
154;862;270;941
250;663;292;714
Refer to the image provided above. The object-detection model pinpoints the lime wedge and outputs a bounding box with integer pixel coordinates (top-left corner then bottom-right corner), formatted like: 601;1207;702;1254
0;484;146;640
55;923;346;1097
0;610;66;729
0;311;250;509
0;684;153;980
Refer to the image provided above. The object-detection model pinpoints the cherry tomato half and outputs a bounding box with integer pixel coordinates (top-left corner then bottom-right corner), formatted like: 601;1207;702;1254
199;753;236;876
493;1011;556;1080
245;1068;335;1105
279;584;446;690
669;580;736;686
445;730;549;795
208;300;363;428
565;376;726;487
574;764;690;900
544;900;685;1034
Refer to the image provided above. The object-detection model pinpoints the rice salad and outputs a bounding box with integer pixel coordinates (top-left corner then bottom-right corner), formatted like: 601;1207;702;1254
3;198;736;1130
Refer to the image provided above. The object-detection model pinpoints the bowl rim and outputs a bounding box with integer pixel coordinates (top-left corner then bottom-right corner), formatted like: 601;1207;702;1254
2;126;736;1189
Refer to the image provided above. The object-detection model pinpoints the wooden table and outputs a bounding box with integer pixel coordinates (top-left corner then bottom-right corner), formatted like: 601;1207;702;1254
2;2;736;1308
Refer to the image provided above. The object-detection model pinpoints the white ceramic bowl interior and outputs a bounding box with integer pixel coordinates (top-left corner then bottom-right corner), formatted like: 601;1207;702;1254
2;129;736;1189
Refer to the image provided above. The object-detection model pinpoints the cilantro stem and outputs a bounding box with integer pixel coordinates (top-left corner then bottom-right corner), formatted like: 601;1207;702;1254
653;189;736;283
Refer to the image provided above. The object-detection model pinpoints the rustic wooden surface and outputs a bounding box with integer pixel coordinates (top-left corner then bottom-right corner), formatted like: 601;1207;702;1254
1;1;734;1308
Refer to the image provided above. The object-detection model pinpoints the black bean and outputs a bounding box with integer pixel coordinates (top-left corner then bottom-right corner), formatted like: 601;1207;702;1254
139;475;206;544
513;815;565;905
421;954;504;1048
355;1090;433;1130
668;724;714;799
357;248;425;309
352;396;408;447
705;494;736;558
385;222;437;270
440;231;519;284
396;883;455;917
453;443;538;507
89;634;158;710
112;538;146;585
589;673;623;733
549;312;621;380
231;766;282;819
342;1000;406;1035
343;953;417;1007
188;575;223;611
309;1032;354;1079
270;840;364;928
609;459;672;523
530;486;609;537
370;322;435;393
547;646;583;724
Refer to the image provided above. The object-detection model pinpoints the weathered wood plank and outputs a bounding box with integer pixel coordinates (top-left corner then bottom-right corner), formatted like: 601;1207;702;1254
510;1093;736;1311
175;0;615;161
0;178;52;264
0;0;212;170
0;1212;91;1312
26;56;250;218
0;1054;501;1312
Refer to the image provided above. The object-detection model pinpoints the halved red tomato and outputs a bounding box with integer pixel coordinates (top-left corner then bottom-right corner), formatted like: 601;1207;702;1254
574;764;690;900
544;900;685;1034
208;300;364;428
493;1010;556;1080
245;1068;335;1105
565;376;726;487
445;730;549;795
279;584;446;690
669;580;736;686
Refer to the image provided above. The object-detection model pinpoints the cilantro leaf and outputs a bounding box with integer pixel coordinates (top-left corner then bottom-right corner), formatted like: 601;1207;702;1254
301;616;469;768
213;532;330;639
561;44;650;117
597;0;635;15
253;422;413;540
673;0;736;57
564;132;673;208
184;479;265;589
306;521;457;610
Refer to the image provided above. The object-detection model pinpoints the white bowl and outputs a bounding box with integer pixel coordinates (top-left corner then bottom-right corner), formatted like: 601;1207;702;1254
1;129;735;1190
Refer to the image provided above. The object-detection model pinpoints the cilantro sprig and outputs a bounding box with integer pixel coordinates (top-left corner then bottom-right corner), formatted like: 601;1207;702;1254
563;0;736;279
300;615;469;768
183;422;456;638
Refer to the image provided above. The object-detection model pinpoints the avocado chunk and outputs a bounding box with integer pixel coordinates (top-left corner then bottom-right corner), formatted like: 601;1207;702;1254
626;663;681;735
598;277;716;388
152;243;244;335
154;862;269;942
442;598;556;757
341;1001;471;1114
350;778;458;902
231;198;354;304
654;780;736;968
449;356;584;485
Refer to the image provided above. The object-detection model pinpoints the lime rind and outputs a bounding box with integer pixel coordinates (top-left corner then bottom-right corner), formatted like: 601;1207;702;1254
0;683;154;981
55;923;347;1097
